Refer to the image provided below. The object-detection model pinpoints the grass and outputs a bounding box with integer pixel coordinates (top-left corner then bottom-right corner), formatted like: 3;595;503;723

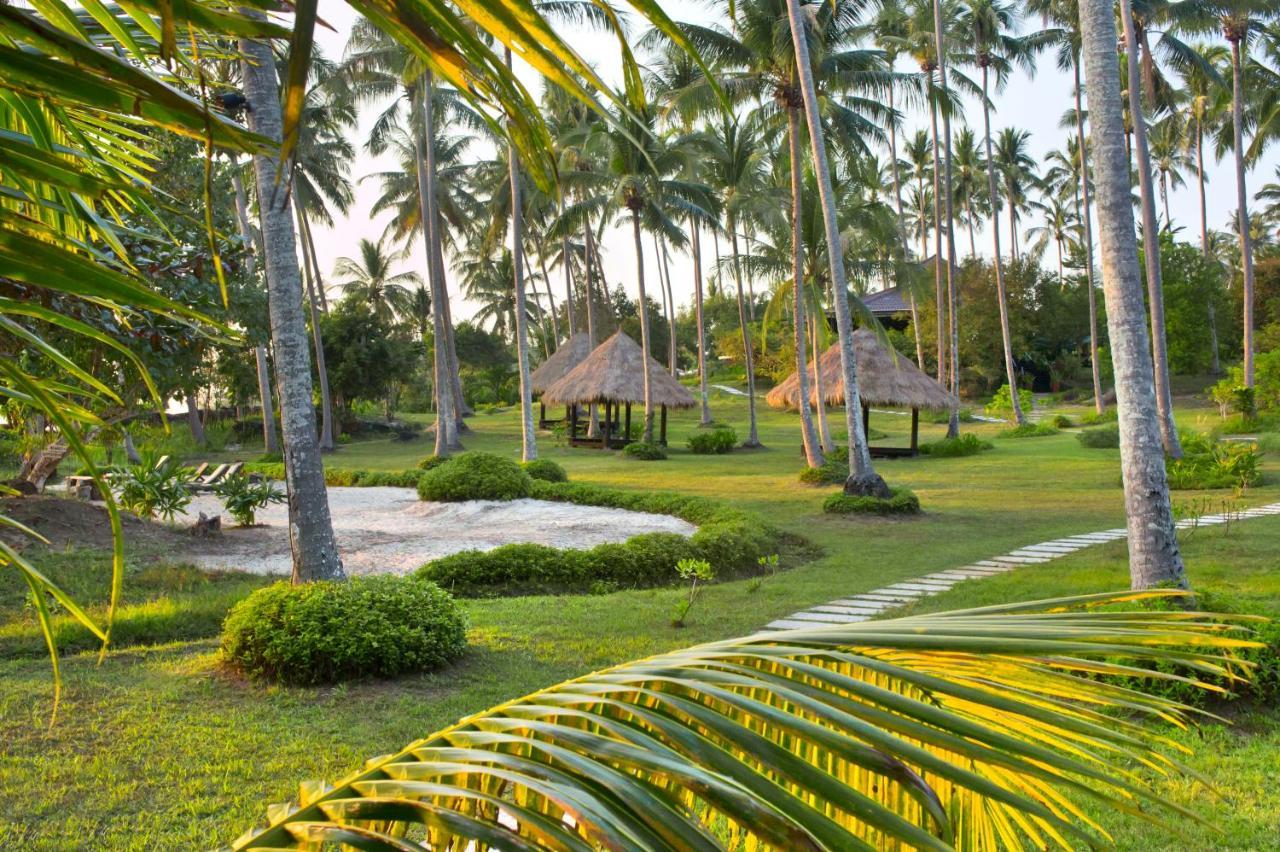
2;390;1279;848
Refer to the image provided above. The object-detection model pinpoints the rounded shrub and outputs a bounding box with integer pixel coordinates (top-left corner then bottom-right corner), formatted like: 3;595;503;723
622;441;667;461
998;423;1059;439
823;488;920;516
221;576;467;684
687;426;737;455
522;458;568;483
418;452;532;502
919;434;993;457
1051;414;1076;429
1077;426;1120;449
417;454;449;471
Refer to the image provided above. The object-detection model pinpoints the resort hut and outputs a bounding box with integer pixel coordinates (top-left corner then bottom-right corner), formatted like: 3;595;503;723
529;332;592;427
543;330;695;448
767;329;955;456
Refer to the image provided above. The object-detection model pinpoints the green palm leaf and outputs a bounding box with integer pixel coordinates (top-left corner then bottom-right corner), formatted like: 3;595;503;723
233;591;1259;850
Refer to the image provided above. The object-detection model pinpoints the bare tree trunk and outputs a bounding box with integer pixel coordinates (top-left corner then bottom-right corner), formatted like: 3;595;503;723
428;202;470;430
185;390;206;447
690;219;712;425
1078;0;1185;590
631;211;656;443
1229;37;1256;387
560;196;577;334
932;0;962;440
506;57;537;462
789;108;824;467
297;210;335;450
729;222;761;447
1119;3;1180;457
240;31;342;583
231;164;280;453
583;213;601;437
1075;63;1106;414
1195;113;1209;255
786;0;886;496
930;95;946;388
811;312;833;451
888;86;926;372
659;236;678;376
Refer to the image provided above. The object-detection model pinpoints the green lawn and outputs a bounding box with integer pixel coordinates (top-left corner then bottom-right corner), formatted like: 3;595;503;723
1;391;1277;849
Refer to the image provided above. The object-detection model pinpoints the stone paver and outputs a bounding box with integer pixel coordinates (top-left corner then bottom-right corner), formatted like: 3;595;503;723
765;501;1280;631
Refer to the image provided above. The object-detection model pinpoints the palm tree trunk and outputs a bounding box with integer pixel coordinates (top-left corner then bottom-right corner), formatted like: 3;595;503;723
1008;194;1019;261
660;237;678;376
1075;62;1106;414
931;0;962;440
1229;37;1256;387
428;202;470;429
416;76;458;457
653;233;676;375
239;32;343;584
1078;0;1185;590
811;311;833;451
728;222;761;447
888;86;927;372
788;108;824;467
230;163;280;453
631;211;656;443
296;209;336;450
185;389;206;447
690;218;712;425
1119;1;1180;457
1195;113;1209;255
537;249;559;353
1160;170;1171;228
559;197;577;334
929;94;946;387
583;212;601;437
505;59;537;462
966;201;978;258
786;0;886;496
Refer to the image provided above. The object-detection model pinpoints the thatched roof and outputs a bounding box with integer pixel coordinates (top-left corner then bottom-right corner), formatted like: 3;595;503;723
766;329;955;411
543;331;696;408
530;332;592;394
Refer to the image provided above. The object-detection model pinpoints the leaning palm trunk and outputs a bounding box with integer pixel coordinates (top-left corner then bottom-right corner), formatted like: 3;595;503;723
660;237;678;377
239;33;342;584
503;52;536;462
296;210;335;450
932;0;961;440
788;109;823;467
888;86;926;371
929;95;946;388
630;211;656;442
1078;0;1185;589
786;0;885;496
231;165;280;453
1074;63;1106;414
729;223;761;447
583;212;601;437
981;65;1027;427
811;312;834;451
415;76;457;457
559;196;576;334
429;205;470;430
690;218;712;425
1228;36;1256;387
232;591;1253;851
1119;3;1180;458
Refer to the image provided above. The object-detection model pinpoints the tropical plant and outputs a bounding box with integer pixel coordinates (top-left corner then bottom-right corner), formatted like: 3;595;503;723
670;557;714;626
333;235;424;324
230;591;1258;850
112;459;194;523
214;474;287;526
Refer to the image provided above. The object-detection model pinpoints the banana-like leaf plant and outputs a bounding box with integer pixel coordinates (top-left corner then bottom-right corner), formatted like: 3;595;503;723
232;591;1260;850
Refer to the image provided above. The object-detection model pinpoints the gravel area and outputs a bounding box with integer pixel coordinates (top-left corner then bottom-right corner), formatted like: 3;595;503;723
176;486;694;576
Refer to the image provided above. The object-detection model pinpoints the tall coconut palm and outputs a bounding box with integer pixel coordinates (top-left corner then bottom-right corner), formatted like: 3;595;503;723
1178;43;1230;254
951;127;986;257
1077;0;1186;589
239;33;343;584
1026;193;1077;282
1148;116;1190;227
333;236;423;323
992;127;1038;260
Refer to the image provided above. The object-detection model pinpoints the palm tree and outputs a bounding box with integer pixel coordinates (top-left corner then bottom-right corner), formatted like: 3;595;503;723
459;249;544;340
992;127;1038;260
239;32;343;584
1179;43;1230;254
786;0;890;497
1026;193;1077;283
951;127;986;258
333;236;423;323
1077;0;1186;589
1148;116;1190;227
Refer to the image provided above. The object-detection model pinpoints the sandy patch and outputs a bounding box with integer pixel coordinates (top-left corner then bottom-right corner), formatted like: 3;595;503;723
175;486;695;577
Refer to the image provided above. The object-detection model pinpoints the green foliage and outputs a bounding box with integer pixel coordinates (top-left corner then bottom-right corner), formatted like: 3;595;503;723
221;576;466;685
671;558;714;627
918;434;993;457
319;299;421;413
212;476;285;526
417;452;532;502
1156;237;1232;374
417;481;784;596
621;441;667;460
242;463;422;489
999;423;1059;439
1166;433;1262;490
920;407;976;424
111;458;193;522
416;455;448;471
822;488;921;515
798;463;844;485
1077;426;1121;449
1079;408;1118;425
985;384;1034;419
686;426;737;454
521;458;568;482
1211;352;1280;419
1051;414;1075;429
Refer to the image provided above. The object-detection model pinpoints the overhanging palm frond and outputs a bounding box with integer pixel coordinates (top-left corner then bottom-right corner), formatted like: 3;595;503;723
232;591;1260;851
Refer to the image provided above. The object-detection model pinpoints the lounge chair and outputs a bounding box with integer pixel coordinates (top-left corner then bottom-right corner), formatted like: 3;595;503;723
190;463;229;491
186;462;209;482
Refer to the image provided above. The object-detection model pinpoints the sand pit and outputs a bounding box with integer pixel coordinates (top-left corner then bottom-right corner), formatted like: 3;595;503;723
176;486;695;577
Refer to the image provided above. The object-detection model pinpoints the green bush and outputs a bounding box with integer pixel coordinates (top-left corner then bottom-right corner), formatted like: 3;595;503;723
1167;434;1262;490
417;452;531;502
1079;408;1118;425
919;434;992;457
521;458;568;482
998;423;1059;439
221;576;467;685
112;457;192;522
921;407;976;424
621;441;667;461
417;480;784;596
1051;414;1075;429
985;384;1033;419
213;475;285;526
798;464;844;485
417;455;449;471
687;426;737;455
242;463;421;488
823;488;921;515
1077;426;1120;449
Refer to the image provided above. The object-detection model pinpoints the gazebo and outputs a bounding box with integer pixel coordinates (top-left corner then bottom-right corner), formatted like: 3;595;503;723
543;330;695;448
529;332;592;428
767;329;955;457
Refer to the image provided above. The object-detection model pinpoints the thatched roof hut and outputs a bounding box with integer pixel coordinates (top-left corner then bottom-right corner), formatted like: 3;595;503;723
767;329;954;411
544;331;695;409
530;332;592;394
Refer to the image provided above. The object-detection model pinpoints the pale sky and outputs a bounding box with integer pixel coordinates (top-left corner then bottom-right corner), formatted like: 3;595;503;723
308;0;1279;325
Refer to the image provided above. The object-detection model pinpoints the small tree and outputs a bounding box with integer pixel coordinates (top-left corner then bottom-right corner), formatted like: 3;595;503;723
671;558;715;627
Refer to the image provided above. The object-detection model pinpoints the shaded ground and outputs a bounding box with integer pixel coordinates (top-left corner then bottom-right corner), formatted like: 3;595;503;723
0;496;185;555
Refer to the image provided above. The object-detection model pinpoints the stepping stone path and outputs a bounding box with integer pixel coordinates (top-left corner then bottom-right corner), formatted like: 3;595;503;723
765;501;1280;631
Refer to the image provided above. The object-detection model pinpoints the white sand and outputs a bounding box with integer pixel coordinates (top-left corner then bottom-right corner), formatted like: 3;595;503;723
176;486;694;577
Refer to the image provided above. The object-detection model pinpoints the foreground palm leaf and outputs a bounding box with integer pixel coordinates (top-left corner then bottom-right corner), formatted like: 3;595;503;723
233;591;1260;850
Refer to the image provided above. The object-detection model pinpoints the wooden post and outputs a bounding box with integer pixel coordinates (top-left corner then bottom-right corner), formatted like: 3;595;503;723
625;402;632;442
602;400;612;449
569;403;578;444
861;403;870;441
910;407;919;453
539;400;545;428
660;405;668;445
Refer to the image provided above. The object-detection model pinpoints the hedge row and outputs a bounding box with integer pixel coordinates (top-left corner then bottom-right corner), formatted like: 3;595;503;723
244;462;422;488
416;479;786;596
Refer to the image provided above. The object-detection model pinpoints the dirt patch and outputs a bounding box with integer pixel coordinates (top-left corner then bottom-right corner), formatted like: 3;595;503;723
0;496;188;555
